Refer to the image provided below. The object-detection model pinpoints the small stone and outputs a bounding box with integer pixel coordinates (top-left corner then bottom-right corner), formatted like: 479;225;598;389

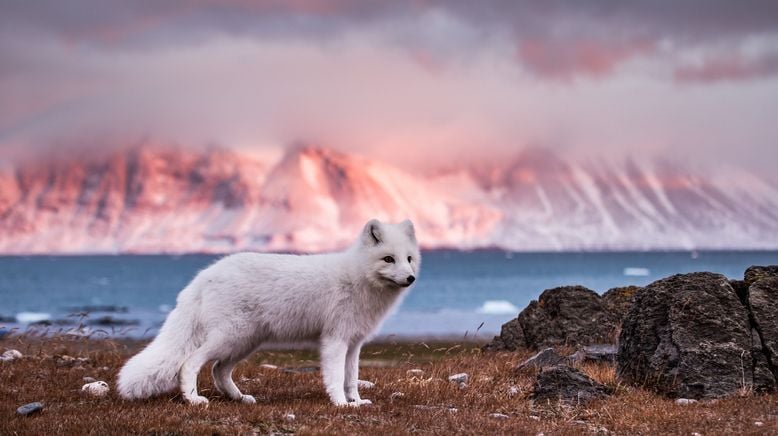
529;415;541;421
517;348;565;370
507;386;520;396
17;402;43;416
755;421;764;427
390;392;405;401
357;380;375;389
691;433;702;436
406;369;424;377
81;381;110;397
83;376;96;383
1;349;22;362
458;382;468;390
260;364;278;370
489;413;509;420
674;398;698;406
448;373;469;384
54;355;90;367
569;344;618;364
283;412;296;421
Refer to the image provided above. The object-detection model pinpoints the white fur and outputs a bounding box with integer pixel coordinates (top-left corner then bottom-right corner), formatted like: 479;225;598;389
117;219;420;406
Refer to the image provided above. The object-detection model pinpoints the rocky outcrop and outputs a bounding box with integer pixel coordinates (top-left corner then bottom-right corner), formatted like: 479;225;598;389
744;266;778;286
484;286;624;351
532;365;612;405
601;286;639;322
617;268;778;398
746;276;778;391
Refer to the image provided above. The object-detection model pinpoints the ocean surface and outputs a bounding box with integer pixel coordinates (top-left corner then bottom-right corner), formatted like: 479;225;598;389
1;251;776;340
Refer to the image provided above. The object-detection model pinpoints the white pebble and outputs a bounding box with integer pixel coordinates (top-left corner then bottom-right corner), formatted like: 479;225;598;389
691;433;702;436
81;381;110;397
755;421;764;427
529;415;541;421
674;398;698;406
1;349;22;362
284;412;296;421
260;364;278;370
507;386;520;396
406;369;424;377
358;380;375;389
448;373;469;384
489;413;509;420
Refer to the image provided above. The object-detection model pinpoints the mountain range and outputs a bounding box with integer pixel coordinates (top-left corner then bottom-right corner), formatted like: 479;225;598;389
1;144;777;253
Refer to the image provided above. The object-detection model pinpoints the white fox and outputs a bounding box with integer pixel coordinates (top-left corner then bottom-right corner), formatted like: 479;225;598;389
117;219;420;406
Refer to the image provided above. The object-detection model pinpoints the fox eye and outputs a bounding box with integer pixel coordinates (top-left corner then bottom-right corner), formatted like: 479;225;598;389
407;256;412;263
382;256;395;263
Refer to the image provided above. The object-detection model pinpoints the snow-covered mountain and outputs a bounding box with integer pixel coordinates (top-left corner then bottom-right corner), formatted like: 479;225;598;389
1;144;777;253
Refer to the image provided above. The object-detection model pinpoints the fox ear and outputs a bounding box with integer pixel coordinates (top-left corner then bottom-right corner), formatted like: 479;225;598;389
362;219;382;245
401;219;416;242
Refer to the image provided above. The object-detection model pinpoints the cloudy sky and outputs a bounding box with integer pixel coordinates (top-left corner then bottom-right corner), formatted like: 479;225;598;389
1;1;777;175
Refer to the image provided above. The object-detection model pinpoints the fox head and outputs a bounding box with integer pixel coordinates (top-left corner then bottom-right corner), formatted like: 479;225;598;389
359;219;421;289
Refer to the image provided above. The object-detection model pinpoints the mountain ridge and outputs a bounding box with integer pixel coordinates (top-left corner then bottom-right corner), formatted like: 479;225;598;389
1;144;777;253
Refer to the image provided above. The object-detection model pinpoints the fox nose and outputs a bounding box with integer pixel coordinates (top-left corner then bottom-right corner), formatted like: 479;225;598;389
406;275;416;285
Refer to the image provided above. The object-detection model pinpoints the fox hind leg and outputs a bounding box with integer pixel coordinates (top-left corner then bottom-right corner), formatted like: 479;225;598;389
212;353;257;404
179;346;212;405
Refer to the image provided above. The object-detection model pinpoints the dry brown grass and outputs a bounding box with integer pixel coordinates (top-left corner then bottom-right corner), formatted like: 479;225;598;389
1;336;777;435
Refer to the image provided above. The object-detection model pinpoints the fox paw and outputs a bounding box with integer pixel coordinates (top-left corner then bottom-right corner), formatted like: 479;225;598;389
343;398;372;407
240;395;256;404
187;395;209;406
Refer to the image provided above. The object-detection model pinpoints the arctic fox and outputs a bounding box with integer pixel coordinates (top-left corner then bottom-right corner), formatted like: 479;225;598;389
117;219;420;406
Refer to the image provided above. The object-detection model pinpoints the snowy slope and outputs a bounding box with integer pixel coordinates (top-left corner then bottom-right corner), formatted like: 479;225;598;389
0;144;776;253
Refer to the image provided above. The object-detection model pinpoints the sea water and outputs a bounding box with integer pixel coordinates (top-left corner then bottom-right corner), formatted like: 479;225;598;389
1;251;776;340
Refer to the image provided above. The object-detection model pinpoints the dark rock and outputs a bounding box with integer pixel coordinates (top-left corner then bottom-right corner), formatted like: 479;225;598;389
744;266;778;287
601;286;639;322
570;344;618;364
519;286;619;349
532;365;612;405
86;316;140;327
517;348;565;371
746;277;778;390
729;280;749;305
482;318;525;351
750;329;776;391
617;273;753;399
16;402;43;416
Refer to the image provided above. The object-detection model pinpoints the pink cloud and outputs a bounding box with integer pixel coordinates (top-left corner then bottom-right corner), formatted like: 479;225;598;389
674;52;778;82
516;38;656;79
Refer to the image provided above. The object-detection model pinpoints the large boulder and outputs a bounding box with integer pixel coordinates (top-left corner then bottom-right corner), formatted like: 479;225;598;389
483;285;621;351
532;365;612;405
519;286;619;349
617;271;778;398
